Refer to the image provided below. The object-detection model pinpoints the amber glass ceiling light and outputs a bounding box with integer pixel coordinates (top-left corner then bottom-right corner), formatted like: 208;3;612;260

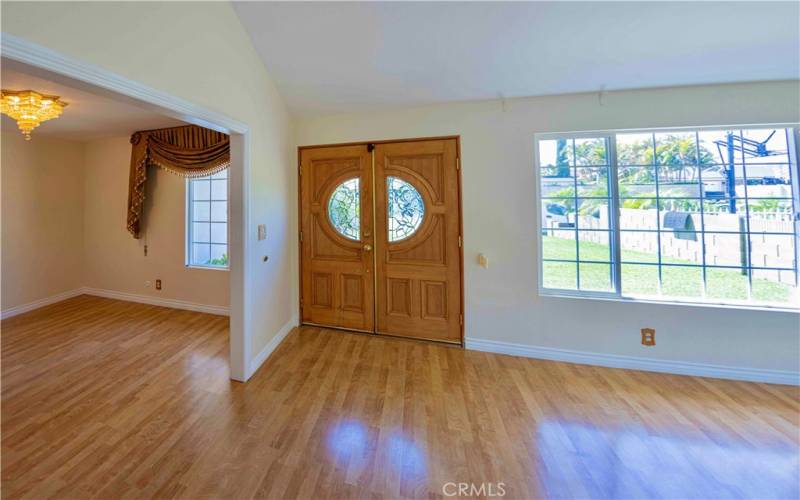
1;89;68;140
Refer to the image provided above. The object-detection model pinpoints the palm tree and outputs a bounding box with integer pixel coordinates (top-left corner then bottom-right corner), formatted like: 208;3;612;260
555;138;570;177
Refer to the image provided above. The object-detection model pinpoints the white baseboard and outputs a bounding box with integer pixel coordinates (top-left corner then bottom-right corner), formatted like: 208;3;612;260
1;288;85;320
465;337;799;386
81;287;229;316
10;286;792;386
247;315;298;379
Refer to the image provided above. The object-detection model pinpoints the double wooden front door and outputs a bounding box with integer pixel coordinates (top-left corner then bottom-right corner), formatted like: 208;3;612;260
299;138;463;344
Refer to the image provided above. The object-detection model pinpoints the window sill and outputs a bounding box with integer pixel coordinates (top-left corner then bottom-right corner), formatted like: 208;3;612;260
539;289;800;314
186;264;229;272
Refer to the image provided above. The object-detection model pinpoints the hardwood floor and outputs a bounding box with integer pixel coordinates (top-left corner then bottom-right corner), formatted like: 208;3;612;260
2;295;798;499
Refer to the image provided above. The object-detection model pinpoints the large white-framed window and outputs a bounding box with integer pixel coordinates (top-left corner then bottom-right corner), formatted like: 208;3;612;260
186;169;229;269
535;125;800;311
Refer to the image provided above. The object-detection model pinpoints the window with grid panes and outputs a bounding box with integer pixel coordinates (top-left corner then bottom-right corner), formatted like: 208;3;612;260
536;127;799;309
187;169;228;269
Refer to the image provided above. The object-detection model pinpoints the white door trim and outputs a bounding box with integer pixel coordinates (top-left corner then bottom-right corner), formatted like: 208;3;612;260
1;32;252;381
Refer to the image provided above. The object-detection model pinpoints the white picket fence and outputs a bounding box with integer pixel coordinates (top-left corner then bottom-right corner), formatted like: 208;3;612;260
545;207;796;285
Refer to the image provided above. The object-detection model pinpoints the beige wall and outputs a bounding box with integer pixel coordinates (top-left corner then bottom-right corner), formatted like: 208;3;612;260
294;81;800;374
82;136;228;306
1;132;229;312
1;131;85;310
2;1;295;377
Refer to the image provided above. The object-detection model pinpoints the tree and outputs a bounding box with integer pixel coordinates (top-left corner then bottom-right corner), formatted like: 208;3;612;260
573;138;607;166
655;134;713;183
555;138;570;177
616;134;714;188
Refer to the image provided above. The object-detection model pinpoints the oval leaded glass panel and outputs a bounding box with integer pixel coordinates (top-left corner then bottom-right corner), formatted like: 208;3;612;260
328;178;360;240
387;176;425;242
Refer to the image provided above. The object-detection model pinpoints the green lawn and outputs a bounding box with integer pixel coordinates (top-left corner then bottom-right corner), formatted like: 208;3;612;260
542;236;793;303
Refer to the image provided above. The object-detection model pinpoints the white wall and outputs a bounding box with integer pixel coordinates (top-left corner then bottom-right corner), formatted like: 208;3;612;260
2;1;296;379
82;136;229;307
1;131;85;311
294;81;800;374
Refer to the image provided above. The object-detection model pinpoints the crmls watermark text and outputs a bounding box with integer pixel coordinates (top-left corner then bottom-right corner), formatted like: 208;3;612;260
442;482;506;497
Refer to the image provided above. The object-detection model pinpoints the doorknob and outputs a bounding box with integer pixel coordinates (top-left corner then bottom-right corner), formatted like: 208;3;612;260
363;243;373;251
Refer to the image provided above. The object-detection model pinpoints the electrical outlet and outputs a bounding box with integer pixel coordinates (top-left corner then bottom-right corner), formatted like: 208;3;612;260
641;328;655;346
145;280;151;288
155;279;162;290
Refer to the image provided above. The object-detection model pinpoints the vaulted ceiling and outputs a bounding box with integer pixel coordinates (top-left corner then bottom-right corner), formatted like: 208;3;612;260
234;1;800;116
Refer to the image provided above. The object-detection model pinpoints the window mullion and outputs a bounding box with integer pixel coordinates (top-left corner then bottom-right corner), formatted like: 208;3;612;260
788;128;800;292
739;129;755;301
652;133;663;295
608;134;623;297
572;139;581;290
695;131;708;299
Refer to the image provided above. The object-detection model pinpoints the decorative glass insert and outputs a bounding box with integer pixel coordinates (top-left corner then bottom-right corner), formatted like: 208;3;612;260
387;176;425;242
328;178;360;240
187;169;228;268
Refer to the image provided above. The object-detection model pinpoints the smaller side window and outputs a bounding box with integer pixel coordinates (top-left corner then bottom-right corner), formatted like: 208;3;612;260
186;169;228;269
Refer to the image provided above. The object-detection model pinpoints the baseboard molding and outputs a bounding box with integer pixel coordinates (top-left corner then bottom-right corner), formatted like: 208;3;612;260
82;287;229;316
465;337;799;386
247;316;298;379
1;288;85;320
3;287;230;319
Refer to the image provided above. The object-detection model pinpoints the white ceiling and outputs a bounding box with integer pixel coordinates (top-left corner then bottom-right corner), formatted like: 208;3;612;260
1;63;185;141
234;1;800;116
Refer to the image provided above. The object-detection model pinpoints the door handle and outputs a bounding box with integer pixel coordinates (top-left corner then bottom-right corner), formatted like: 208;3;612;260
363;243;373;251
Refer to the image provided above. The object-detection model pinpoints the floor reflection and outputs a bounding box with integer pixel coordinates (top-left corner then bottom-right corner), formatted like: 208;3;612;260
326;419;369;462
387;432;427;478
325;419;428;482
537;420;800;499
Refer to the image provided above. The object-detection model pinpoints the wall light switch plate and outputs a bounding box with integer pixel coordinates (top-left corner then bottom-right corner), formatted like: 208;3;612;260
257;224;266;240
478;253;489;269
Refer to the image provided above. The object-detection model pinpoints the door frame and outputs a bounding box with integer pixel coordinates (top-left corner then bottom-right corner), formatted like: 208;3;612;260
2;32;254;382
297;135;465;345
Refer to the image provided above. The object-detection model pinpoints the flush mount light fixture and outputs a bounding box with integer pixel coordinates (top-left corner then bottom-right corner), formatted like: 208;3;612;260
1;89;68;140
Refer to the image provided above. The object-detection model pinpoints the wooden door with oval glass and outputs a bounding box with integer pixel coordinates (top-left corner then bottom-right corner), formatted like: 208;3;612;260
299;145;374;332
374;139;462;343
299;137;463;344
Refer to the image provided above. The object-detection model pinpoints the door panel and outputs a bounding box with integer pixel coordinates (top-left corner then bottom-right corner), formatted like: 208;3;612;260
374;139;462;343
300;145;374;331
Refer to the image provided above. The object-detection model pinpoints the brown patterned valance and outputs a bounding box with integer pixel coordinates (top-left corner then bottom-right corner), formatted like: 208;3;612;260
127;124;229;238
